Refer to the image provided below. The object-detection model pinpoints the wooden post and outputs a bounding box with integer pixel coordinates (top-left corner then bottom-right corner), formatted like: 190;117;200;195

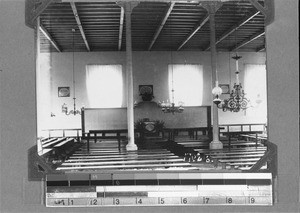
202;2;223;150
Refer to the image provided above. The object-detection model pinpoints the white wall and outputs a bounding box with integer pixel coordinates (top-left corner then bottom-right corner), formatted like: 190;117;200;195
38;51;267;132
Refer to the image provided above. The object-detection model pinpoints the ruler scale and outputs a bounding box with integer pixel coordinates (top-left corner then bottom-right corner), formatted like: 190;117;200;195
46;172;273;207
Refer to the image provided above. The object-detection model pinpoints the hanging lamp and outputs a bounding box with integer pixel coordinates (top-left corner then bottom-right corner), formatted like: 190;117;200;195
159;63;184;114
62;28;81;116
159;17;184;114
212;27;250;112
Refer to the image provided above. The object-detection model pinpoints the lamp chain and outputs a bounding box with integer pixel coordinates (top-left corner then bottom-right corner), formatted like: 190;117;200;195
72;28;76;100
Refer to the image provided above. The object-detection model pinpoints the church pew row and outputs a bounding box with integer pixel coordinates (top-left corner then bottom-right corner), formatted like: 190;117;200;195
55;140;201;172
65;155;181;162
175;141;263;148
41;137;74;152
169;133;268;171
39;137;83;166
85;130;128;152
28;136;85;180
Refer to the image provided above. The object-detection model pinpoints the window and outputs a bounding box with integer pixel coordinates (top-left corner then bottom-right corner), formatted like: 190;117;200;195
168;64;203;106
86;65;123;108
244;64;267;118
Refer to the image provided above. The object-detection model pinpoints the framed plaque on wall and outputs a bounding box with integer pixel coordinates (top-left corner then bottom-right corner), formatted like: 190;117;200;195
58;87;70;97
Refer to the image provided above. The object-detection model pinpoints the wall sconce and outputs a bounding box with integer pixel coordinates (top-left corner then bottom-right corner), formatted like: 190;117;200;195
62;103;68;114
61;101;82;116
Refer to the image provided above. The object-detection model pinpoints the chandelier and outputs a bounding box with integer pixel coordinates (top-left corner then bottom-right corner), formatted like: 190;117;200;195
212;54;249;112
159;65;184;114
158;17;184;115
62;29;81;116
159;99;184;114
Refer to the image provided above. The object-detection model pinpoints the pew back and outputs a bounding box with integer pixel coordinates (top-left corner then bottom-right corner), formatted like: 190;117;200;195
82;105;211;133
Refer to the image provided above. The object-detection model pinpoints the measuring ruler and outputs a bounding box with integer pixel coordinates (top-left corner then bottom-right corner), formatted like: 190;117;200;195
46;172;273;207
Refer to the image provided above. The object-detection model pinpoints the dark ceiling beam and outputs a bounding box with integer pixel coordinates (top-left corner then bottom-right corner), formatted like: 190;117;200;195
148;2;175;51
256;45;265;52
248;0;267;16
231;30;265;51
70;2;91;51
177;14;209;51
249;0;275;25
39;24;61;52
25;0;55;28
118;6;125;51
204;10;260;51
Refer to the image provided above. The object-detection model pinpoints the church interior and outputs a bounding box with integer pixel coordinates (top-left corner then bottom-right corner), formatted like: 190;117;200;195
0;0;299;212
35;0;269;171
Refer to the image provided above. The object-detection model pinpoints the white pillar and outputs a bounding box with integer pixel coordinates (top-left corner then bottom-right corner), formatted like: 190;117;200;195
119;2;138;151
202;2;223;150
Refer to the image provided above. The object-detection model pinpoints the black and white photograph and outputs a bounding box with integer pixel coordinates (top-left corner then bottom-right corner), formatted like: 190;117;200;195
0;0;299;213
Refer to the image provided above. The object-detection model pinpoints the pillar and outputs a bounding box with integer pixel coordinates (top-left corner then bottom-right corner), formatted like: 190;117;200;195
118;2;139;151
202;2;223;149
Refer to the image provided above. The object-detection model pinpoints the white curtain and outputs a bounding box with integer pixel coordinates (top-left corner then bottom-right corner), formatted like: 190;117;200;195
86;64;123;108
244;64;267;117
168;64;203;106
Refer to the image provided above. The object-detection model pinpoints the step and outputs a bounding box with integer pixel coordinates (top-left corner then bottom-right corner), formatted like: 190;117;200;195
65;155;181;162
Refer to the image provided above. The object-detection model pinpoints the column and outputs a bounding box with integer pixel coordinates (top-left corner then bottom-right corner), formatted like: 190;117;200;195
118;2;139;151
202;2;223;149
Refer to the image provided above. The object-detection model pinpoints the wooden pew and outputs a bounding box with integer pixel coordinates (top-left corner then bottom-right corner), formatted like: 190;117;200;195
86;129;127;152
221;131;264;148
40;137;80;165
41;128;81;141
42;137;69;149
55;139;199;172
164;127;210;141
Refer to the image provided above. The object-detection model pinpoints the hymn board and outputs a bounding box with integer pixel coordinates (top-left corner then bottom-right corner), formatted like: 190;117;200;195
45;172;273;207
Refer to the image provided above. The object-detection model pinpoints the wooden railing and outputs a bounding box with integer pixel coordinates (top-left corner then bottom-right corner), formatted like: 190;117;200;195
219;123;267;133
41;128;81;141
249;139;278;177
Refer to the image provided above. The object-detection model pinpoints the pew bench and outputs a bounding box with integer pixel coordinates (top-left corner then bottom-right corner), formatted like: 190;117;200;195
164;127;210;141
41;137;76;154
38;137;82;168
221;131;264;148
86;129;128;152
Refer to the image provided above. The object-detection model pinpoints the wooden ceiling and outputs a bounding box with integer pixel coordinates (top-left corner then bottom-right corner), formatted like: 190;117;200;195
39;0;266;53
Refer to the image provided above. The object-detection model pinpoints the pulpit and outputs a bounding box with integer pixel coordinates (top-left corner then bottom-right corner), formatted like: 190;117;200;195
134;118;165;140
